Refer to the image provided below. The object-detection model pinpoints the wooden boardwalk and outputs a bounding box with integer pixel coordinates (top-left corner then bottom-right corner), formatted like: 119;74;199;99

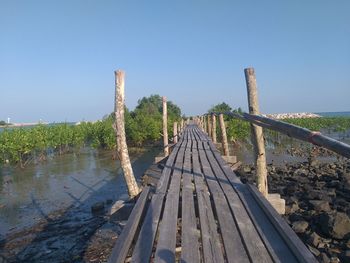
109;125;317;263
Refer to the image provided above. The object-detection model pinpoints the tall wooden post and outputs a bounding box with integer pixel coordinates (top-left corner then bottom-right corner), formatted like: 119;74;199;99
163;96;169;157
244;68;268;197
219;114;229;156
212;114;217;143
207;115;212;138
113;70;140;198
173;122;178;144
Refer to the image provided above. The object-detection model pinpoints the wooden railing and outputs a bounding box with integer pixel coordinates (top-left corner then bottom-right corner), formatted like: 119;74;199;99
195;67;350;198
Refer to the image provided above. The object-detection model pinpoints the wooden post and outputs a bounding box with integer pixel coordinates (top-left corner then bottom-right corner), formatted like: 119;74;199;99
173;122;178;144
162;96;169;157
244;67;268;197
207;115;212;138
212;114;217;143
113;70;140;198
219;114;229;156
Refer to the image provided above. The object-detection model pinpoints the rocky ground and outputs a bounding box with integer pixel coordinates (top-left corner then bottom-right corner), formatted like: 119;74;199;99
0;159;165;263
237;159;350;263
0;202;128;263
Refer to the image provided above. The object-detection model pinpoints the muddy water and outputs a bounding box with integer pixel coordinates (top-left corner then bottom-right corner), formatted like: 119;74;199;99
0;147;160;235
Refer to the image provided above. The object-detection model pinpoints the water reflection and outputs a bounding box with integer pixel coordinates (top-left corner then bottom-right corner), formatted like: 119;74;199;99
0;147;159;235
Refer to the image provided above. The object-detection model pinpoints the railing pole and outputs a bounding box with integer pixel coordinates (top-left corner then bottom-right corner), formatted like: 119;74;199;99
212;113;217;143
207;114;212;138
162;96;169;157
244;67;268;197
113;70;140;198
219;113;229;156
173;122;178;144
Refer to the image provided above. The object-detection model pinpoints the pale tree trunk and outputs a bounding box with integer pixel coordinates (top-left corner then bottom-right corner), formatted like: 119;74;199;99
173;122;178;144
113;70;140;198
162;96;169;157
212;114;217;143
219;114;229;156
244;67;268;197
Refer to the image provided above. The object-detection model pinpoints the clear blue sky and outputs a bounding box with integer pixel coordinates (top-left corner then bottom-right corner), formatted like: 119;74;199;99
1;0;349;123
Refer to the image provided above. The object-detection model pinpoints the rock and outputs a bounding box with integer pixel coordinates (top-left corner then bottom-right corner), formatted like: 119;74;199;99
319;212;350;239
292;220;309;233
318;252;331;263
109;201;134;222
286;202;299;214
308;231;322;247
243;166;252;173
308;190;332;202
309;200;331;212
339;250;350;263
307;244;321;257
91;202;105;214
330;257;340;263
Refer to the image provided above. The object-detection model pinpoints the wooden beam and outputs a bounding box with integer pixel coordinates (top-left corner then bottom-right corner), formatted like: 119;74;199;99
212;113;217;143
113;70;140;197
173;122;178;144
219;113;229;156
244;67;268;197
163;96;169;157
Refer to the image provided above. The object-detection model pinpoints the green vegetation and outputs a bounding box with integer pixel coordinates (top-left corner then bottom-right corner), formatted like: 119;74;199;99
208;102;232;114
283;117;350;132
0;95;182;167
207;103;249;141
0;120;8;126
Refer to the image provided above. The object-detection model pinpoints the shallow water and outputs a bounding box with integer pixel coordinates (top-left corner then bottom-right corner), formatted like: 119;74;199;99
232;129;350;165
0;147;159;235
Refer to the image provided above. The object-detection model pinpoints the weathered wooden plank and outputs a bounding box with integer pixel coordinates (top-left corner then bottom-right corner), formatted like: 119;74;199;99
237;184;298;263
192;138;224;263
131;134;186;262
131;193;165;263
108;186;151;263
248;184;318;263
206;139;301;262
156;132;185;194
198;141;250;263
181;140;200;263
202;142;272;263
154;139;187;263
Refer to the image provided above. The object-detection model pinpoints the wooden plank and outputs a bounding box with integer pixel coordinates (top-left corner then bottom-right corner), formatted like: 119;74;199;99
198;141;250;263
154;139;186;263
206;138;300;262
237;184;298;263
202;142;272;263
192;138;225;263
156;130;186;194
131;135;186;262
131;193;165;263
248;184;318;263
108;187;151;263
181;141;200;263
